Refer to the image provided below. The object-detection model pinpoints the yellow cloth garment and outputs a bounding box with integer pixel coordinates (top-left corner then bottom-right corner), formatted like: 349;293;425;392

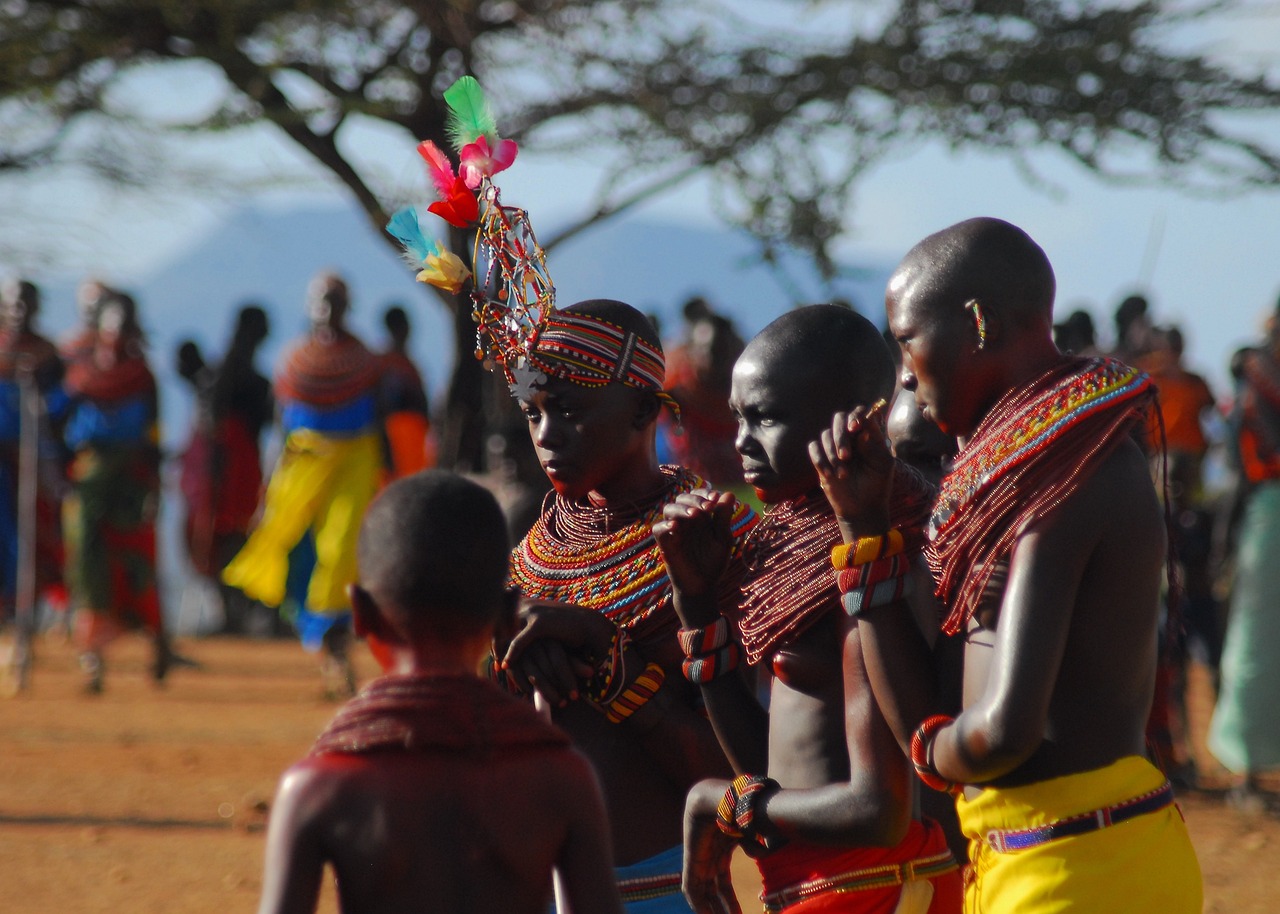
222;429;381;613
956;756;1201;914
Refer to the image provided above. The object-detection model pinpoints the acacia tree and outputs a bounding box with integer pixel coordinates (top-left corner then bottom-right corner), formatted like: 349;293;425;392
3;0;1280;466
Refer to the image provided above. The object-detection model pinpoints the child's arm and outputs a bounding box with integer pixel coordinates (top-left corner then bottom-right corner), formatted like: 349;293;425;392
556;749;625;914
257;763;328;914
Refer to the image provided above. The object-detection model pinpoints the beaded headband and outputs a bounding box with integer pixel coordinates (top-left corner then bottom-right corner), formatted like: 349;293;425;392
387;76;679;417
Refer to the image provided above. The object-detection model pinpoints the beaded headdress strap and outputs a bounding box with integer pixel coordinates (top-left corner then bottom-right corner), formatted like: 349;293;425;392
387;76;679;418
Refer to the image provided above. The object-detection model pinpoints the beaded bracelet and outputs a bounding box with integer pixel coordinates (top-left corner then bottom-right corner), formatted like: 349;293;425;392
840;573;914;617
677;617;730;656
605;662;666;724
911;714;961;796
682;642;740;684
834;553;909;592
716;773;785;855
831;528;906;569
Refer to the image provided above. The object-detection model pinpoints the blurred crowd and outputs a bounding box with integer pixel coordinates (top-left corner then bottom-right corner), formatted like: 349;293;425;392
0;269;1277;806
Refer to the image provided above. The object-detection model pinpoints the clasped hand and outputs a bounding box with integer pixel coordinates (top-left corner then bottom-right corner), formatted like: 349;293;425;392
808;403;895;531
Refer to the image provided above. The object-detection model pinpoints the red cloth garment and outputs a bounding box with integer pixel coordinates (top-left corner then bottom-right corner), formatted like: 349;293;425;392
311;673;570;755
757;818;962;914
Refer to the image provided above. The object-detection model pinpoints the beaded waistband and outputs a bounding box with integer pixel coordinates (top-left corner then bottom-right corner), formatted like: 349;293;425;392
617;870;682;903
760;849;958;912
982;780;1175;853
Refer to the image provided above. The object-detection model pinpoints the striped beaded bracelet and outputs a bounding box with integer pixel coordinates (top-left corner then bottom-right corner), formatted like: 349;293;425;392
716;773;785;854
831;528;905;569
911;714;961;796
834;553;910;592
677;617;730;656
681;642;740;684
840;572;914;617
605;662;666;724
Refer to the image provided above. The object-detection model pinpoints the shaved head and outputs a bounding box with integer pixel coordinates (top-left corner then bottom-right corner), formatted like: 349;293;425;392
744;304;896;409
357;471;510;636
890;217;1055;327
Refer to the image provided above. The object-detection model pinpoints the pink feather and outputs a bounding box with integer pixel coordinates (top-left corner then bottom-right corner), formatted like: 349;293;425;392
417;140;458;198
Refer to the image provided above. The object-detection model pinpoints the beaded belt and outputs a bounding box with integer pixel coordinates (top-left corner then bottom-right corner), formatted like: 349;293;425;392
760;849;958;913
617;871;682;903
982;780;1175;854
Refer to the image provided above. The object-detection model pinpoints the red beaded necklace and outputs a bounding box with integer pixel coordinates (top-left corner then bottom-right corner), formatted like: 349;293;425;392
928;356;1155;634
736;463;936;665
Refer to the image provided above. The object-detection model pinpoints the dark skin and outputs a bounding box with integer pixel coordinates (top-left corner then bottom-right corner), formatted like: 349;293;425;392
501;373;734;865
258;583;622;914
811;218;1165;791
653;334;911;914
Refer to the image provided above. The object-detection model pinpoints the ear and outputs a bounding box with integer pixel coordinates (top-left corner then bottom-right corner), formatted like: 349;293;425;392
349;583;389;641
632;389;662;430
492;587;520;647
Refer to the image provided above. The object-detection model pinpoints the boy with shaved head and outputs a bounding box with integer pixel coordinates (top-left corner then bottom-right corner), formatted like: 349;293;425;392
258;470;621;914
655;304;962;913
497;298;757;911
812;218;1202;912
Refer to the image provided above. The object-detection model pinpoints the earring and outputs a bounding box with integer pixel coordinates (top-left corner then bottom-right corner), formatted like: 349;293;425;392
966;300;987;350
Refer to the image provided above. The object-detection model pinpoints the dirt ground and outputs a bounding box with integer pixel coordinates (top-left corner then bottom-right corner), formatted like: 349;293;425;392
1;632;1277;913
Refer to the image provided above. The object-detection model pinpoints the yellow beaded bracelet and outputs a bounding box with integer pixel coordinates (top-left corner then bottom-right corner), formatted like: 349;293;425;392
831;528;905;569
605;662;666;724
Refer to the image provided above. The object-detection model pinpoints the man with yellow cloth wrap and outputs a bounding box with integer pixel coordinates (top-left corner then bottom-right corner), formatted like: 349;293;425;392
224;271;383;697
811;217;1202;912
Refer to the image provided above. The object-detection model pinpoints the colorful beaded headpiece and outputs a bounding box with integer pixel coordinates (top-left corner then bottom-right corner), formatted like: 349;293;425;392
388;76;677;415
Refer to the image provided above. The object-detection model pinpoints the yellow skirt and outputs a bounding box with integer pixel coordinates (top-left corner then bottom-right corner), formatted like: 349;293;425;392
957;756;1201;913
222;429;381;613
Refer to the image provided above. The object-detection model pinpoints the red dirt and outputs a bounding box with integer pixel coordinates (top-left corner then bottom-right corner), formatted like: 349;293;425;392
1;634;1276;913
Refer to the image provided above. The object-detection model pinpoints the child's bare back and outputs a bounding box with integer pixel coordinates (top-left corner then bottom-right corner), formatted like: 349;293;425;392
256;472;622;914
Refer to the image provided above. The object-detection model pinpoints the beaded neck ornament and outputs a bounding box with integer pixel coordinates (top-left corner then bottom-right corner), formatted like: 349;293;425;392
927;356;1156;634
510;465;756;637
387;76;679;414
736;463;935;666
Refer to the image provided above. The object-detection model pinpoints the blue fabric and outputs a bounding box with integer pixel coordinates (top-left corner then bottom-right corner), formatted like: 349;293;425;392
292;605;352;654
280;393;376;435
0;460;15;598
0;380;20;442
63;395;151;449
550;844;691;914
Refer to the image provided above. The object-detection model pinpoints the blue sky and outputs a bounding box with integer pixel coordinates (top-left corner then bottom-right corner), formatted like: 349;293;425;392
5;4;1280;396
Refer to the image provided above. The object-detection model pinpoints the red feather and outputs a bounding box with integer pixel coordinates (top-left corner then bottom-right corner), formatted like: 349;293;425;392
417;140;457;198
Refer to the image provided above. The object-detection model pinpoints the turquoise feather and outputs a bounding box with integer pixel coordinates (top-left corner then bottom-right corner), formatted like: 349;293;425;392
386;208;433;265
444;76;499;151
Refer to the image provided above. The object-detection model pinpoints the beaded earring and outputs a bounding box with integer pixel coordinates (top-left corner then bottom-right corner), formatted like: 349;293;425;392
966;300;987;350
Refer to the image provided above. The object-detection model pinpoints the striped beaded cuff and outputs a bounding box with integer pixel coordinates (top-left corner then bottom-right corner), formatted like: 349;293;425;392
834;553;910;592
584;625;629;705
840;572;914;617
911;714;961;796
716;774;785;855
606;662;666;724
831;528;905;569
677;617;730;656
681;642;740;684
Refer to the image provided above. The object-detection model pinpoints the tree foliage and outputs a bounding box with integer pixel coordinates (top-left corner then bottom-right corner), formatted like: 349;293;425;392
3;0;1280;463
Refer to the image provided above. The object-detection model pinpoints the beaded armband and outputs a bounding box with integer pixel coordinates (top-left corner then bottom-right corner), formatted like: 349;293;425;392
681;642;740;684
840;573;914;617
830;528;905;569
584;625;630;705
716;774;785;856
911;715;962;796
677;617;730;656
605;662;665;723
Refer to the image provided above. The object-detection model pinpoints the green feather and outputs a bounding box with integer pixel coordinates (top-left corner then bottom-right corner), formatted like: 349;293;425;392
444;76;498;151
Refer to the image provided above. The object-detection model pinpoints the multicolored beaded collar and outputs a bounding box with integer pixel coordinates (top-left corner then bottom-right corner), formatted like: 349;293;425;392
510;465;755;636
928;356;1156;634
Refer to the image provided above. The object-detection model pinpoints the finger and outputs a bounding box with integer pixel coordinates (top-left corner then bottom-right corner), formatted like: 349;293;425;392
528;639;578;705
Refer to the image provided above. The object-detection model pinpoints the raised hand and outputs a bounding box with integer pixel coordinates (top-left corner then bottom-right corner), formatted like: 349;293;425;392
653;489;738;602
682;779;744;914
809;401;895;531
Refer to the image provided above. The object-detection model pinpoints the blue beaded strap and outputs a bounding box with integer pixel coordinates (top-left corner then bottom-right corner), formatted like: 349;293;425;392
983;781;1175;853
